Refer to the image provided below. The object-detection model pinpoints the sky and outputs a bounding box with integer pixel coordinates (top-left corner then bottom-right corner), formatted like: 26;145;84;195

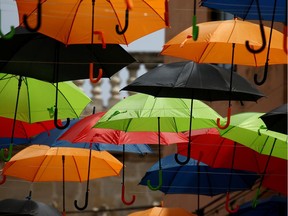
1;0;165;106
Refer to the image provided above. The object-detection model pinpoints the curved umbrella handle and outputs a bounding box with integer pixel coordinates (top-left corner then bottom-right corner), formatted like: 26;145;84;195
23;0;42;32
121;184;136;205
174;153;190;165
93;31;106;49
217;107;231;130
0;26;15;40
147;169;163;191
192;15;199;41
0;174;6;185
0;144;13;162
254;62;268;85
89;64;103;84
252;187;261;208
283;25;287;54
116;8;129;35
54;107;70;130
74;191;89;211
245;23;266;54
225;192;239;213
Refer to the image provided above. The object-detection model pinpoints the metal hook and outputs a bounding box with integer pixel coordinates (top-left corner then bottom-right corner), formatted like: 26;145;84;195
89;64;103;84
225;192;239;213
116;8;129;35
217;107;231;129
0;144;13;162
23;0;42;32
147;169;163;191
254;62;268;85
54;107;70;130
121;184;136;205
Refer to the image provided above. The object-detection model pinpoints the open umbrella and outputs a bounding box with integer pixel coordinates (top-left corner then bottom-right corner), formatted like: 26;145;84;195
128;206;197;216
94;93;221;191
2;145;123;215
58;111;188;205
0;73;91;161
15;0;169;45
218;112;287;205
177;128;287;207
0;198;62;216
122;61;264;164
230;195;287;216
139;154;259;214
0;117;60;148
260;103;287;134
0;26;135;129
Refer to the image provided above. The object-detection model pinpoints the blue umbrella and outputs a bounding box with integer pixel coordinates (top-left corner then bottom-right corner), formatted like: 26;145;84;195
30;119;152;154
139;154;259;196
230;196;287;216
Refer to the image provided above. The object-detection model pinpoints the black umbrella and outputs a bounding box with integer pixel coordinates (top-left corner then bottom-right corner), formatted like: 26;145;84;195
0;27;136;129
260;103;287;134
122;61;265;165
0;198;62;216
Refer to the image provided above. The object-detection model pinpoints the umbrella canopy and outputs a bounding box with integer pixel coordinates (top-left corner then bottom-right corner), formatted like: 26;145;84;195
128;207;197;216
260;103;287;134
160;19;287;66
15;0;169;45
94;93;221;132
0;27;136;83
177;128;287;195
122;61;264;101
230;196;287;216
59;112;188;146
139;154;259;196
0;198;62;216
0;117;59;148
200;0;286;23
0;74;91;124
218;112;287;160
2;145;123;182
31;118;153;154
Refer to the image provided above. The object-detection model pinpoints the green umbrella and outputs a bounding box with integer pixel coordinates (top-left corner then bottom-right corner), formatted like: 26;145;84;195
0;73;91;161
94;93;222;191
218;112;287;206
218;112;287;160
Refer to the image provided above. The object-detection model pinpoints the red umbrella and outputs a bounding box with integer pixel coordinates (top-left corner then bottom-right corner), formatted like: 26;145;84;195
177;128;287;210
59;111;188;206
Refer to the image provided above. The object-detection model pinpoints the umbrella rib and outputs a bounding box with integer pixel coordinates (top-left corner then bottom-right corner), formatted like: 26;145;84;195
72;155;82;182
65;1;82;45
30;155;48;182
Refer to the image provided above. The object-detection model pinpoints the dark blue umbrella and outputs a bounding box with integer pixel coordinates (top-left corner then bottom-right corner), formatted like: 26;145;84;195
30;119;152;154
230;196;287;216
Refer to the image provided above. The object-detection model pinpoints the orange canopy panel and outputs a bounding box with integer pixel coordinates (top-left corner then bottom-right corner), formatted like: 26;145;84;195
128;207;197;216
3;145;123;182
16;0;169;45
161;19;287;66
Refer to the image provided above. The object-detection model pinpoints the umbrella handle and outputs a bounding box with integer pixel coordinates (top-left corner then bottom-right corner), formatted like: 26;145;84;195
0;144;13;162
89;64;103;84
283;25;287;54
192;15;199;41
0;26;15;40
147;169;163;191
217;107;231;130
164;0;170;27
93;31;106;49
245;23;266;54
174;153;190;165
62;212;66;216
225;192;239;213
54;107;70;130
74;191;89;211
252;187;261;208
254;62;268;86
23;0;42;32
121;184;136;205
116;8;129;35
0;174;6;185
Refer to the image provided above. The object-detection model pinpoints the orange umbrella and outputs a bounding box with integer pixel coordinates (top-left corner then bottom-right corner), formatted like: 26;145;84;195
2;145;123;215
128;207;197;216
16;0;169;45
161;19;287;67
